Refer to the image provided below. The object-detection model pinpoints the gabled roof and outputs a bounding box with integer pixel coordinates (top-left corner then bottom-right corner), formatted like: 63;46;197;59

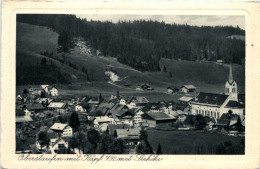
116;128;140;139
48;102;66;108
50;123;69;131
143;111;176;121
128;96;149;104
193;92;229;106
24;103;45;110
16;116;33;123
181;85;196;89
16;109;25;116
178;96;193;102
29;85;43;89
107;124;130;135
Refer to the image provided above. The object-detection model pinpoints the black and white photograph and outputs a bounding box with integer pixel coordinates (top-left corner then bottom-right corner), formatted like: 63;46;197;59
15;14;245;155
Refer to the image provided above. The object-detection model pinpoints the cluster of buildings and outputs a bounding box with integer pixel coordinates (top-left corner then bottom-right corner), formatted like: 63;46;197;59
15;64;245;154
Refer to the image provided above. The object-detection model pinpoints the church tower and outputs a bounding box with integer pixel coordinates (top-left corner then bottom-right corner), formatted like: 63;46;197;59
225;64;238;101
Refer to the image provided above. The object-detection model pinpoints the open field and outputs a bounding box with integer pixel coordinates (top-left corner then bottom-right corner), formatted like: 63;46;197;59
147;129;244;154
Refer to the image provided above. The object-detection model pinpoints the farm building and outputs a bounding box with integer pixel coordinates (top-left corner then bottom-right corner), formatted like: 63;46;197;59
167;86;179;94
180;85;196;93
141;111;176;128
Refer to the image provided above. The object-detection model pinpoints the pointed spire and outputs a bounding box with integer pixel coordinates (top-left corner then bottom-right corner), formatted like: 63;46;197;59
229;64;233;83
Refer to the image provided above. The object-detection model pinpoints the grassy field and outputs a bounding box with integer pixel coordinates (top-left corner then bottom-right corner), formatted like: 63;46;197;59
16;22;245;96
147;129;244;154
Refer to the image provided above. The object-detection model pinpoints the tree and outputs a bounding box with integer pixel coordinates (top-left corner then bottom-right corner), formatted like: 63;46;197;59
136;140;154;154
163;66;167;72
111;139;125;154
40;91;46;98
140;129;148;141
23;89;28;94
69;111;80;131
156;143;162;154
99;93;103;101
40;58;47;65
37;131;50;151
87;129;100;153
169;72;172;78
98;134;114;154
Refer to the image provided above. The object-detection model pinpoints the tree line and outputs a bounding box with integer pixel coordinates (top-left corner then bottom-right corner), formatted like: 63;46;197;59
17;14;245;71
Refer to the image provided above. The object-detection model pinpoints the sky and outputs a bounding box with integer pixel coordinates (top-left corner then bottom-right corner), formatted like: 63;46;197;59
76;15;245;30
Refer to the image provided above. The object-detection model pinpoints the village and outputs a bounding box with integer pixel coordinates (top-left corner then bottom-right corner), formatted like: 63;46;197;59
15;65;245;154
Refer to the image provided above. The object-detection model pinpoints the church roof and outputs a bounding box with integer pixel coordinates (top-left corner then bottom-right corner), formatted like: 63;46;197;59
225;101;244;108
194;92;229;106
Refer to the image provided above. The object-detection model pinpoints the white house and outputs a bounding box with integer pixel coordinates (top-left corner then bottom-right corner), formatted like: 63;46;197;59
119;97;126;105
49;87;59;96
50;123;73;137
75;104;85;112
190;64;245;119
50;137;69;154
133;109;144;125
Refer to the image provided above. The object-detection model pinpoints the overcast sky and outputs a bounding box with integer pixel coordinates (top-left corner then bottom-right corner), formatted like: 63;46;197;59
76;15;245;30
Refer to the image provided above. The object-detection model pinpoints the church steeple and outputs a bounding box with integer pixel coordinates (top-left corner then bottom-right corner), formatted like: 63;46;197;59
225;63;238;101
228;64;233;84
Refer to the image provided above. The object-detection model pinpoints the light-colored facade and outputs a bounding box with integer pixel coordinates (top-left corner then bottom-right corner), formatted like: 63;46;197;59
190;64;244;119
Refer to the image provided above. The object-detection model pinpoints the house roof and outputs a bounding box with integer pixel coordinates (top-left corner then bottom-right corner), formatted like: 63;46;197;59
96;116;114;123
29;85;43;89
128;96;149;104
16;116;33;123
48;102;65;108
181;85;196;89
50;123;68;131
178;96;193;102
116;128;140;139
52;137;69;147
107;124;130;135
194;92;229;106
144;111;176;121
225;101;244;108
24;103;45;110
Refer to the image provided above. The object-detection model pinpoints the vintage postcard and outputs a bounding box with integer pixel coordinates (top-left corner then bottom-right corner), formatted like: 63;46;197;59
1;1;260;169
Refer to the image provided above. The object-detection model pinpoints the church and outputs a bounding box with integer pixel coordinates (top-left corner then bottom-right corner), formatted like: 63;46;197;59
190;64;245;119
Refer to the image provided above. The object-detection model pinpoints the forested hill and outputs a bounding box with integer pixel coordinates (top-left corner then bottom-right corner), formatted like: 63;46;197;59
17;14;245;72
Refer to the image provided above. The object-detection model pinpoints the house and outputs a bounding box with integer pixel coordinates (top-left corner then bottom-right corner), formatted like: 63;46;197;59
142;111;176;128
50;123;73;137
216;60;223;64
75;104;85;112
133;109;144;126
49;137;69;154
49;86;59;96
87;97;101;104
136;86;143;91
109;104;134;126
180;85;196;93
48;102;67;113
115;128;141;146
28;85;44;95
127;96;149;109
190;64;245;119
95;116;115;125
167;86;179;94
23;103;45;113
119;97;126;105
178;96;194;103
177;114;187;122
107;124;130;136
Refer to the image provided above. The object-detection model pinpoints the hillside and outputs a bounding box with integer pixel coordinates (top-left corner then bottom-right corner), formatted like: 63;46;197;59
16;22;245;95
